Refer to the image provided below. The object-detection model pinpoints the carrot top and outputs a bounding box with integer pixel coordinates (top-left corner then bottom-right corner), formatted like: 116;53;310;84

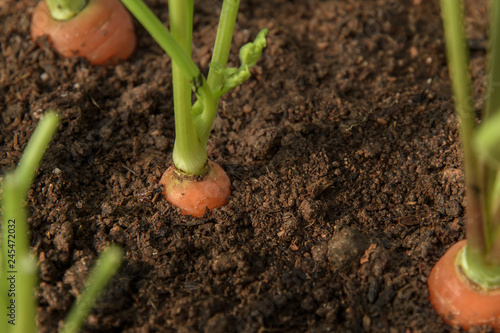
45;0;87;20
31;0;136;65
439;0;500;289
428;240;500;330
121;0;268;176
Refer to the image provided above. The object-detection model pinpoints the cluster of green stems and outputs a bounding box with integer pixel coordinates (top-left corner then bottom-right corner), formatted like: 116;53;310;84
121;0;268;175
441;0;500;288
43;0;268;176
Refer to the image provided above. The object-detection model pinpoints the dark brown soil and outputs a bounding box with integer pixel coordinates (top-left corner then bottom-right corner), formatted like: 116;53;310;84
0;0;494;332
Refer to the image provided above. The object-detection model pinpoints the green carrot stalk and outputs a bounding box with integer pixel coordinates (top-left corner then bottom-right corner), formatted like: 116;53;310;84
121;0;267;176
12;113;60;196
440;0;485;264
440;0;500;287
59;245;123;333
483;0;500;260
1;112;59;333
192;0;240;146
168;0;209;175
2;175;38;333
119;0;202;84
121;0;214;175
45;0;88;20
207;0;240;94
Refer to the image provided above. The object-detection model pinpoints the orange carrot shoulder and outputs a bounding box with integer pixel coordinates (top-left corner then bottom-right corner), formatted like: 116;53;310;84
31;0;136;65
428;240;500;330
160;161;231;218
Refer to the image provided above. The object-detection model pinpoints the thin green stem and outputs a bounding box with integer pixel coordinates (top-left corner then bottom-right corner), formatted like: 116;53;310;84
169;0;207;174
122;0;216;175
440;0;487;276
207;0;240;91
46;0;87;21
484;0;500;122
14;113;59;197
458;241;500;288
196;0;240;145
60;246;123;333
2;174;38;333
485;1;500;259
1;112;59;333
0;198;5;333
122;0;264;175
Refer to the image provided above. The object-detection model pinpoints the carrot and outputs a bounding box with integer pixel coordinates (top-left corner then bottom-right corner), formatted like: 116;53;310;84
159;161;231;217
122;0;267;217
428;240;500;330
30;0;136;65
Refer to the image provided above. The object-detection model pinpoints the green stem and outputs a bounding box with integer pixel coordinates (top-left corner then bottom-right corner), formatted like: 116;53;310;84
121;0;216;175
60;246;123;333
2;175;38;333
45;0;87;21
169;0;208;175
483;0;500;122
207;0;240;91
458;242;500;289
440;0;488;278
485;1;500;260
196;0;240;145
14;113;59;197
1;112;59;333
122;0;261;175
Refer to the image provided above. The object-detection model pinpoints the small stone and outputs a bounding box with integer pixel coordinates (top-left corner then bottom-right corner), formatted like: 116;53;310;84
53;222;73;253
299;199;324;223
445;199;462;217
327;226;370;272
205;313;233;333
109;225;126;244
311;244;327;263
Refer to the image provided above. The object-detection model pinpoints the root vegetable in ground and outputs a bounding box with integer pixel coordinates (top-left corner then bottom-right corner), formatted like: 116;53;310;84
428;0;500;330
122;0;268;217
31;0;136;65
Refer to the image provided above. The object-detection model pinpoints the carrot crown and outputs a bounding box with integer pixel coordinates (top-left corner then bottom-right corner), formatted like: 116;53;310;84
45;0;88;20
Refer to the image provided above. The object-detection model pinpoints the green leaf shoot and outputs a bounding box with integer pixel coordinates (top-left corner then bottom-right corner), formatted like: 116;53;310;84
121;0;268;175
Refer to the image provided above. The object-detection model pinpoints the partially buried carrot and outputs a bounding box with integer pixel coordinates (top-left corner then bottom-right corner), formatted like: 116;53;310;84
160;161;231;218
121;0;267;217
428;0;500;330
31;0;136;65
428;240;500;330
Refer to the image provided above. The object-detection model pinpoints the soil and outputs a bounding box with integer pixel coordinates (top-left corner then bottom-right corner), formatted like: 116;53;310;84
0;0;494;332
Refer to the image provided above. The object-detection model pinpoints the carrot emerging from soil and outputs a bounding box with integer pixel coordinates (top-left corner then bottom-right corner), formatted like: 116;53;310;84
159;161;231;217
122;0;267;217
31;0;136;65
428;240;500;330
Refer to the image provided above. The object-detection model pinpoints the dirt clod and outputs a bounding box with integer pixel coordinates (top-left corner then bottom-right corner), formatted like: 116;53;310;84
327;226;371;272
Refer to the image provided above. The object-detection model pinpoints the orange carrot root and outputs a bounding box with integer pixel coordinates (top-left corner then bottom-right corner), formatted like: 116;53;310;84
31;0;136;65
159;161;231;217
428;240;500;331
